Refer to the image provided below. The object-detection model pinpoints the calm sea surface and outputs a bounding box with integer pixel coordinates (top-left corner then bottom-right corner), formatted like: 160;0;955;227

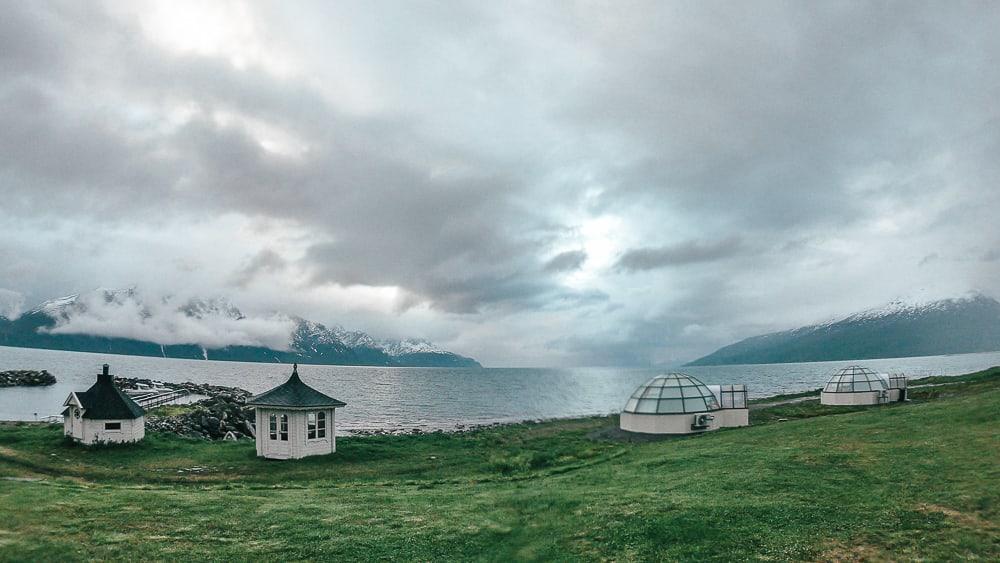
2;345;999;432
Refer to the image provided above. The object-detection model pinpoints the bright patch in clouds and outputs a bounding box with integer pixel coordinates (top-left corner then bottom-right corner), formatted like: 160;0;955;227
129;0;295;75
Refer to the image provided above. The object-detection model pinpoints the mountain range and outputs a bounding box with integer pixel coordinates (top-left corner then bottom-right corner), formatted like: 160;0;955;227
0;289;481;368
687;294;1000;366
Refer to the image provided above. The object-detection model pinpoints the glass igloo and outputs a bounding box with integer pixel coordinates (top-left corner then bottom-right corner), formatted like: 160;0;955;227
820;365;899;406
823;366;888;393
623;373;721;415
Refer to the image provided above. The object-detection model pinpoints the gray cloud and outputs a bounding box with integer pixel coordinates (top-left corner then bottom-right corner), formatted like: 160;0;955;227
616;237;743;272
231;249;289;288
0;288;25;320
1;1;999;366
544;250;587;273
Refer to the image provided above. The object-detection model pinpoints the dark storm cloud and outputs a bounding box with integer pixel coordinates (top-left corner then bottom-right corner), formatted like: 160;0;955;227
544;250;587;273
615;237;743;272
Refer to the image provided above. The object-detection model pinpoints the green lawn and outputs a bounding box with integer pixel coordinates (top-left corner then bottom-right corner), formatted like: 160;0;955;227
0;368;997;561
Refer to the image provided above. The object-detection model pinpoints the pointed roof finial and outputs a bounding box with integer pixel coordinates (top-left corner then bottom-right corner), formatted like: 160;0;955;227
293;363;298;374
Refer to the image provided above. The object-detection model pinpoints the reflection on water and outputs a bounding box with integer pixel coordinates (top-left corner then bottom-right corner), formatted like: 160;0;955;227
2;345;999;432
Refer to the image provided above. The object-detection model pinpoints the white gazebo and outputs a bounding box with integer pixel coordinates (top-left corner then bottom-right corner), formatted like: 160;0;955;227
62;364;146;445
247;364;346;460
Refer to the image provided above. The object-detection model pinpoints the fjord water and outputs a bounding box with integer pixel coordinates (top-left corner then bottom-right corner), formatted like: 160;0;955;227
2;345;1000;432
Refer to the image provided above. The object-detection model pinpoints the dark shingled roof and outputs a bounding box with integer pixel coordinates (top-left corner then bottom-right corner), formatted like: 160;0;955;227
248;364;347;408
67;365;145;420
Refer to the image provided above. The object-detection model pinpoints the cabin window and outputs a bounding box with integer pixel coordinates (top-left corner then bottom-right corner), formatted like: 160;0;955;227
104;422;122;431
307;412;317;439
317;411;327;438
269;414;277;440
279;414;289;441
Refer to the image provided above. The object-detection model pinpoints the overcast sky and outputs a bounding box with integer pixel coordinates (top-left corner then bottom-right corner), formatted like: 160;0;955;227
1;1;998;366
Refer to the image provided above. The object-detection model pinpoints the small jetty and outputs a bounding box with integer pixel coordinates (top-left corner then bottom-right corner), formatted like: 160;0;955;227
125;386;190;409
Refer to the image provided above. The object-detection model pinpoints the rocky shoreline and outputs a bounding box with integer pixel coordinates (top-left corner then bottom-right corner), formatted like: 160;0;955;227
115;377;255;441
0;370;56;387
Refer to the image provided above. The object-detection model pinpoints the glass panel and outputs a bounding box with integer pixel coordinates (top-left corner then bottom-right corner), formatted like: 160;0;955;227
280;414;288;441
661;378;680;387
624;398;639;412
853;381;871;392
657;399;684;413
269;414;277;440
684;398;709;412
661;387;683;398
641;386;662;398
837;382;853;392
636;399;658;413
733;394;746;408
308;412;317;439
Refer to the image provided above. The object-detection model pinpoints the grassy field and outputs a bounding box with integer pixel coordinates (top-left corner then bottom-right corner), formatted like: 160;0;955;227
0;368;997;561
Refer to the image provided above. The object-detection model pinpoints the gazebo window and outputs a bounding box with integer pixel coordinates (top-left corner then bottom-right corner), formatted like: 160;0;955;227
269;414;278;440
317;411;327;438
308;412;317;439
104;422;122;431
279;414;289;441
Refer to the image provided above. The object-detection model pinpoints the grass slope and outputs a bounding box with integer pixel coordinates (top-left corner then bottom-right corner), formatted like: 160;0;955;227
0;368;998;561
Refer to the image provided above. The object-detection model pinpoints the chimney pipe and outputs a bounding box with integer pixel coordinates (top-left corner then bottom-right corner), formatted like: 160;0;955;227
98;364;112;384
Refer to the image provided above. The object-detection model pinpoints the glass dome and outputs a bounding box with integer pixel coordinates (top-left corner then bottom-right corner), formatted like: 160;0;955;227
823;366;888;393
623;373;721;414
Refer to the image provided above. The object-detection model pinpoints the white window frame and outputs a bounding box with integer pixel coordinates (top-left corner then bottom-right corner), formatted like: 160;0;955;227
317;411;327;439
104;421;122;431
269;414;278;440
279;414;289;441
307;412;317;440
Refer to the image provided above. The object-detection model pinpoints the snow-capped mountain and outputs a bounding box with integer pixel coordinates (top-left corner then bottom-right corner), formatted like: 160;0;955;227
379;338;447;356
687;294;1000;366
290;319;471;365
1;289;481;368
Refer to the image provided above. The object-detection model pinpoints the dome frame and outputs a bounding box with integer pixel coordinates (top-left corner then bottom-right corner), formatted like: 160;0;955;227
623;373;721;415
822;366;888;394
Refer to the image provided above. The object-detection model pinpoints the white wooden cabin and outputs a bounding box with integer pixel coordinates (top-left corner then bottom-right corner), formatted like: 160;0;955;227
63;364;145;445
247;364;346;460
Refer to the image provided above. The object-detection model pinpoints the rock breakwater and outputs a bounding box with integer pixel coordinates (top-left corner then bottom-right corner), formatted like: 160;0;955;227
0;370;56;387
